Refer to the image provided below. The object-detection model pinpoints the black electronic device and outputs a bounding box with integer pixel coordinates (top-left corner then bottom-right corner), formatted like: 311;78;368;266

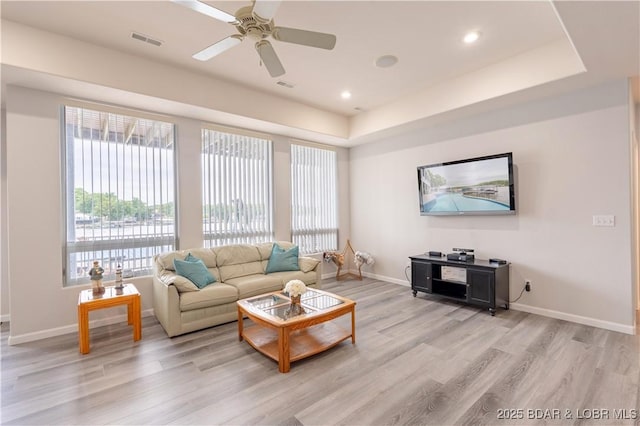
428;251;443;257
446;248;475;262
489;258;507;265
446;253;475;262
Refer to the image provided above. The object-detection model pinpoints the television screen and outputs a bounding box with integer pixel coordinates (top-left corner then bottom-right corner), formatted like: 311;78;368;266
418;152;515;215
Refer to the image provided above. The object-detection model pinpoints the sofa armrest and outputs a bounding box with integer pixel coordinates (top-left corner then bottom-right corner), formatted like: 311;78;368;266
157;270;200;292
152;275;182;337
299;255;322;289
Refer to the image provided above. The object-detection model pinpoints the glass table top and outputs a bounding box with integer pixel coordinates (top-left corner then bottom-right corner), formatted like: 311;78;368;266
245;289;345;320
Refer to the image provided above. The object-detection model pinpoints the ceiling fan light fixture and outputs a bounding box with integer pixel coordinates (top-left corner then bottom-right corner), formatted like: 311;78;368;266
341;90;352;100
463;31;480;44
252;0;281;23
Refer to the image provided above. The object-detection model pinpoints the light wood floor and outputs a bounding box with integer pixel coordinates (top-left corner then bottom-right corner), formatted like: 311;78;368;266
2;278;639;425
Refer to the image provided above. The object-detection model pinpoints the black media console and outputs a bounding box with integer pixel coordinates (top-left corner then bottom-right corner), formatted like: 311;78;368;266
409;254;510;315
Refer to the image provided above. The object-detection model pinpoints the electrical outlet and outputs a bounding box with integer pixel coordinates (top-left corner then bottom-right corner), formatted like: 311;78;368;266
525;279;531;292
592;215;615;227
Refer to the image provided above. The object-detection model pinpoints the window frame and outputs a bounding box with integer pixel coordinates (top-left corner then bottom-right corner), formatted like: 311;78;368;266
201;124;274;247
290;141;338;254
61;104;178;286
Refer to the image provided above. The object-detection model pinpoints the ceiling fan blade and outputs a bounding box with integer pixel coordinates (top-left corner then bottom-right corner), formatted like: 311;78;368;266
272;27;336;50
252;0;281;23
255;40;285;77
171;0;238;24
193;35;243;61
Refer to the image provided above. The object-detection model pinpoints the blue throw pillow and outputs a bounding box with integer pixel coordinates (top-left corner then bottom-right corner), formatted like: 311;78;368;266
174;255;216;289
265;244;300;274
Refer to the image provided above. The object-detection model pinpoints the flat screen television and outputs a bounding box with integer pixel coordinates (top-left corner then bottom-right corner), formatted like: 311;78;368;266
417;152;516;215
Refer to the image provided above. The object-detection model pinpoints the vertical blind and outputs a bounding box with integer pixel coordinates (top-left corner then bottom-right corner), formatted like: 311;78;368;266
202;128;274;247
63;106;176;286
291;143;338;253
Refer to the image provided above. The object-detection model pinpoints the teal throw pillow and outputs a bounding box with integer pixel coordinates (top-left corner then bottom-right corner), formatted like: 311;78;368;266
266;244;300;274
174;255;216;289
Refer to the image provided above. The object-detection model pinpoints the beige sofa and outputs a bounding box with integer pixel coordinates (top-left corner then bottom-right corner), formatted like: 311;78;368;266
152;241;321;337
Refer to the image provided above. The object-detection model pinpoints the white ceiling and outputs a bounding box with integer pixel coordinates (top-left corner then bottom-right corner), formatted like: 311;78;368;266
1;0;639;145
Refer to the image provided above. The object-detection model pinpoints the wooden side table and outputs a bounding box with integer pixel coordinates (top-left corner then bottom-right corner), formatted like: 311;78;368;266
77;283;141;354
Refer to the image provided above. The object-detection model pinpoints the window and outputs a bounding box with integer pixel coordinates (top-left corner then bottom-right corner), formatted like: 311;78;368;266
291;143;338;253
202;128;273;247
63;106;176;286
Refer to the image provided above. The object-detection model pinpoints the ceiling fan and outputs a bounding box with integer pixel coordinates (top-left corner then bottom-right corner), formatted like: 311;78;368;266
172;0;337;78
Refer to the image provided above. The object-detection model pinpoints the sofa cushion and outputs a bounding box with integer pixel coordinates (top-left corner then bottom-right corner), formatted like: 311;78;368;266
215;244;261;265
157;248;216;271
187;249;217;268
225;274;286;299
215;244;264;281
256;241;296;260
255;242;275;260
299;256;320;273
179;283;239;312
266;243;300;273
174;258;216;289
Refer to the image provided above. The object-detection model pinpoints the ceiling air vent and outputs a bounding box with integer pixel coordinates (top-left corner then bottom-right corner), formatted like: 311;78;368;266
131;32;163;47
276;81;295;89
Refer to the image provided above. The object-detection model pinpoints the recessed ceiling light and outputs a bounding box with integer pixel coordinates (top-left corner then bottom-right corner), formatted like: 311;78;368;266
375;55;398;68
341;90;352;100
463;31;480;44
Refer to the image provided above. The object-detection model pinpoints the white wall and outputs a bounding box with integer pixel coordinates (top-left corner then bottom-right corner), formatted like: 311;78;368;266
350;80;635;333
4;85;349;343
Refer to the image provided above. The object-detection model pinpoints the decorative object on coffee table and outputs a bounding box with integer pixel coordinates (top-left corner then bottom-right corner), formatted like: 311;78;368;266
286;295;304;317
284;279;307;317
88;260;105;294
284;279;307;297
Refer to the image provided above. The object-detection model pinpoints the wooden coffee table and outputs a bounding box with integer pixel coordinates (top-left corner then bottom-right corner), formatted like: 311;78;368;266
237;288;356;373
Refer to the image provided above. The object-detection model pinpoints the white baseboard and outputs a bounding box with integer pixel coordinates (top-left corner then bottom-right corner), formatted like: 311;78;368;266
7;309;155;346
322;269;411;287
360;270;410;287
509;303;635;335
